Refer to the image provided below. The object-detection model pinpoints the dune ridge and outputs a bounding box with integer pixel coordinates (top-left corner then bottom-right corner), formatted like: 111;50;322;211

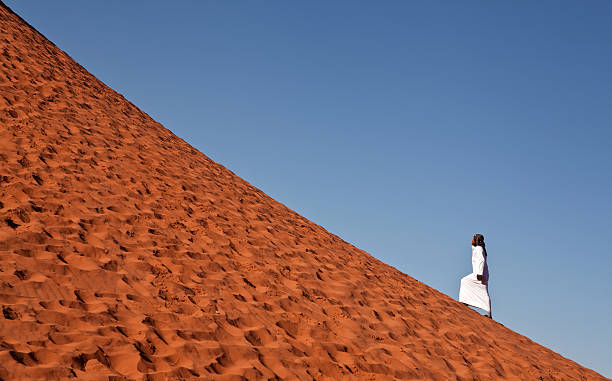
0;3;608;380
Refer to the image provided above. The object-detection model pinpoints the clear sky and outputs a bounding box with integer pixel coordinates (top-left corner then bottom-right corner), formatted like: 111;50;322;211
6;1;611;377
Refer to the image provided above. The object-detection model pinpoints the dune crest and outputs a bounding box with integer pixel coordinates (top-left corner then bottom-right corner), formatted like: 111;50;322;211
0;3;607;380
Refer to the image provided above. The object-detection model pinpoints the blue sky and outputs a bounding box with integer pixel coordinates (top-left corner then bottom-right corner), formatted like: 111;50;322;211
6;1;611;377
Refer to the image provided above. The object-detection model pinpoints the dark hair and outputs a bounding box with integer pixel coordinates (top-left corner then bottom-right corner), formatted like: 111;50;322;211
472;233;487;256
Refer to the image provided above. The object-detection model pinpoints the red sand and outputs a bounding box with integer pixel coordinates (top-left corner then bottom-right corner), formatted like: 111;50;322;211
0;3;608;380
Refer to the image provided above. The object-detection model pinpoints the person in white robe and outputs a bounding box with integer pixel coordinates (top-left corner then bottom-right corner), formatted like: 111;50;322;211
459;233;492;318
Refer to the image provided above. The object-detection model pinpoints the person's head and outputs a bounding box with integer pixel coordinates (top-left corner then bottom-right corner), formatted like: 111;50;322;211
472;233;485;248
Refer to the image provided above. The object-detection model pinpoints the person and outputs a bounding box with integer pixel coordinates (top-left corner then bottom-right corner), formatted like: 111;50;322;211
459;233;492;318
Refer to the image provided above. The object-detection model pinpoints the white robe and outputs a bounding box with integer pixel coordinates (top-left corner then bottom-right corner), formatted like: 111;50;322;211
459;245;491;313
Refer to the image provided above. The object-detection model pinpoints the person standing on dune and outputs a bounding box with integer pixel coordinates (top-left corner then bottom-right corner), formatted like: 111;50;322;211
459;233;492;318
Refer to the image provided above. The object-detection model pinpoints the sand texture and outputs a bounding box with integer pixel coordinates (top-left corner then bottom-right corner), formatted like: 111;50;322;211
0;3;608;380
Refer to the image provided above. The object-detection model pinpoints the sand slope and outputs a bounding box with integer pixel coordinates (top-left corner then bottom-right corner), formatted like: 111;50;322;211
0;3;608;380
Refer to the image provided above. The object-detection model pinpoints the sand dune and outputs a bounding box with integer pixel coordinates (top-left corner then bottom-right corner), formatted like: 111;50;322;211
0;2;608;380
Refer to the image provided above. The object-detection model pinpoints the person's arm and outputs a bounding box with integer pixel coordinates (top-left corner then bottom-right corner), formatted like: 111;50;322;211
473;247;485;282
